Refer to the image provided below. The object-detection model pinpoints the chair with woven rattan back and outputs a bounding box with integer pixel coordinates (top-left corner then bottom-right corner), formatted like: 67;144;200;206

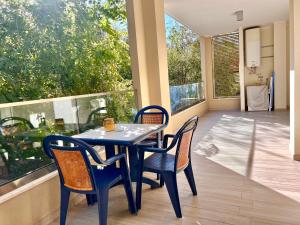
134;105;169;147
43;135;136;225
134;105;169;183
136;116;199;218
0;116;34;136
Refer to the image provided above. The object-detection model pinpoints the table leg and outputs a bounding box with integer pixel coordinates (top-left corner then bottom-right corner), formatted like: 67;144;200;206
157;132;162;147
105;144;116;168
128;145;138;179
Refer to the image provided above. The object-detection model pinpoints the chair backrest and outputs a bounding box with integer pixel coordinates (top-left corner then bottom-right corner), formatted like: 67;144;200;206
0;117;34;136
85;107;104;125
43;135;103;192
173;116;198;171
134;105;169;139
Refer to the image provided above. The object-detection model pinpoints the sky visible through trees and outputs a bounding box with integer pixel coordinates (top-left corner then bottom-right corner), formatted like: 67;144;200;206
165;15;201;86
0;0;132;103
0;1;238;104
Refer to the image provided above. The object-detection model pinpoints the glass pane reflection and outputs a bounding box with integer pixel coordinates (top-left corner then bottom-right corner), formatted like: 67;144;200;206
0;90;136;187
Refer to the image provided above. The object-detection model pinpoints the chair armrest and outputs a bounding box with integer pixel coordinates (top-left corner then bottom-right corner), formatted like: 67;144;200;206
164;134;175;139
139;146;168;154
163;134;175;148
103;153;126;166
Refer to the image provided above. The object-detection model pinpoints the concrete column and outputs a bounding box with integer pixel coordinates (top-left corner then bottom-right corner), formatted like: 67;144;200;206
200;37;208;99
274;21;287;110
239;27;246;112
126;0;149;107
126;0;171;118
289;0;300;159
204;37;214;104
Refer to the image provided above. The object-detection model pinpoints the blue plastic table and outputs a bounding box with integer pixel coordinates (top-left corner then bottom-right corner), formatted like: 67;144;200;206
73;123;166;189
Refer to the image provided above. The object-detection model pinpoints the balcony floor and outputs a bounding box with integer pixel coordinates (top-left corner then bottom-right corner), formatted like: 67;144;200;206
49;110;300;225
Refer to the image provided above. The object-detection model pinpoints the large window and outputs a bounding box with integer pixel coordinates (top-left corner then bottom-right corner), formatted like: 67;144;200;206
165;15;204;114
212;32;240;98
0;0;135;190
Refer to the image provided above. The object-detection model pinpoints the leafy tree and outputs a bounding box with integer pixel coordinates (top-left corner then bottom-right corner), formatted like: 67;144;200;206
213;33;240;97
166;16;201;86
0;0;132;103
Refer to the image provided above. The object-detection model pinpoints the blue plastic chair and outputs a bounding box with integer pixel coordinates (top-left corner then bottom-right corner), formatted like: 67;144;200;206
43;135;137;225
0;116;34;136
134;105;169;147
134;105;169;182
136;116;199;218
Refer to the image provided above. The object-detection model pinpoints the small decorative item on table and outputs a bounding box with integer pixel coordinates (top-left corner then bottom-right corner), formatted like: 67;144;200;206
103;118;115;131
55;118;65;130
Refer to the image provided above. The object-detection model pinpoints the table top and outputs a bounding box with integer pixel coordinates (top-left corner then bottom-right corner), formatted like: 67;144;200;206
72;123;165;145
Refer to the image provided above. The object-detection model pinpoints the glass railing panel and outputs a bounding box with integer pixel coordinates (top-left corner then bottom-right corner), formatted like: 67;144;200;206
170;82;205;114
0;90;136;187
75;90;137;131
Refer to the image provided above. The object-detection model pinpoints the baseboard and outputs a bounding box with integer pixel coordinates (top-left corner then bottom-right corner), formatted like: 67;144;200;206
274;108;289;111
293;154;300;161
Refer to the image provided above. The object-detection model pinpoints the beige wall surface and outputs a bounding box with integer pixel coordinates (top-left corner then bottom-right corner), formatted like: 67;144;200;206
274;21;288;110
287;22;290;108
0;176;60;225
244;25;274;86
0;175;87;225
208;98;241;111
289;0;300;158
171;101;208;133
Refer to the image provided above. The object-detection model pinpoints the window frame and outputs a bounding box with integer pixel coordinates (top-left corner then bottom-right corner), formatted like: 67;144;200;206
165;14;205;115
212;32;240;99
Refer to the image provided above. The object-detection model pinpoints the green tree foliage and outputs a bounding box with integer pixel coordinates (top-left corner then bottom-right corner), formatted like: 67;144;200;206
166;16;201;86
0;0;132;103
213;33;240;97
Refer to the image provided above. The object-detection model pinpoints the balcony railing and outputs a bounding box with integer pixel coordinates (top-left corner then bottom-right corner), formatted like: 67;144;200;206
0;90;136;195
170;82;205;114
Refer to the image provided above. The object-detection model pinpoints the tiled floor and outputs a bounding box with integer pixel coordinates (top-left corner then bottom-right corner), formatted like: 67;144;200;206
50;110;300;225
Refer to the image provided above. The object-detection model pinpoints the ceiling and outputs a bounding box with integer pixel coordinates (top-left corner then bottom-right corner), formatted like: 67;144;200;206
164;0;289;36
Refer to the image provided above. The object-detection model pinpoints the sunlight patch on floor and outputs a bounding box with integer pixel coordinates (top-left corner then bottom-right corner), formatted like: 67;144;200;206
194;114;255;176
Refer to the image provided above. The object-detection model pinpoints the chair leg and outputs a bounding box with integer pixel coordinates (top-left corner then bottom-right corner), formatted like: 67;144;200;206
120;158;137;214
159;175;164;187
184;163;197;195
86;194;97;205
162;172;182;218
60;188;70;225
136;150;145;210
96;188;109;225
